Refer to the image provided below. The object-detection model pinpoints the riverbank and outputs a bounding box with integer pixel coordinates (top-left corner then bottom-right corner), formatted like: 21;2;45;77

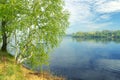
0;51;65;80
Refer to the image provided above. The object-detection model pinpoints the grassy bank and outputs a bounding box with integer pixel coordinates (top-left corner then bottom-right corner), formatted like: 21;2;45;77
0;51;65;80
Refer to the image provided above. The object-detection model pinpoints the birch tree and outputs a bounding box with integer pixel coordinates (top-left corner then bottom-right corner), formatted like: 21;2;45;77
0;0;69;63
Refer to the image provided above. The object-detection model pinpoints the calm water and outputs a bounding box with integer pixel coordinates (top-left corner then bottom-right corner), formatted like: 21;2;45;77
49;37;120;80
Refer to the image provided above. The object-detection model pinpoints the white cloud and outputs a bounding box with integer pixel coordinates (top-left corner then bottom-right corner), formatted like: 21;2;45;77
65;0;94;25
65;0;120;22
85;22;113;30
96;0;120;13
95;14;111;21
64;0;120;33
99;15;110;20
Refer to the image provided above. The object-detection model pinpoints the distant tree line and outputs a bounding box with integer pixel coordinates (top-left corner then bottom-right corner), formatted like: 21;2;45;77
72;30;120;38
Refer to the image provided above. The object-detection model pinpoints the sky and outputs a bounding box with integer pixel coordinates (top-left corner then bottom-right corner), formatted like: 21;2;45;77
64;0;120;34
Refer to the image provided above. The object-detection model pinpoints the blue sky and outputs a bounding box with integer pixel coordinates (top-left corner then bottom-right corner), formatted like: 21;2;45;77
65;0;120;34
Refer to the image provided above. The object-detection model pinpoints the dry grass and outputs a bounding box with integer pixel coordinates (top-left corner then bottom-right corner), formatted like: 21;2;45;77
21;66;65;80
0;51;65;80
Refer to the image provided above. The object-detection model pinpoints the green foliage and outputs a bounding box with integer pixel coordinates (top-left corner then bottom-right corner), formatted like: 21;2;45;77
72;30;120;44
0;0;69;68
72;30;120;38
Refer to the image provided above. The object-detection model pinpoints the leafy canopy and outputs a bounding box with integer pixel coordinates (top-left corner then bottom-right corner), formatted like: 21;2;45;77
0;0;69;64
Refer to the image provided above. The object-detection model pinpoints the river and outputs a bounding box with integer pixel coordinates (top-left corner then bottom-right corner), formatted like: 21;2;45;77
49;37;120;80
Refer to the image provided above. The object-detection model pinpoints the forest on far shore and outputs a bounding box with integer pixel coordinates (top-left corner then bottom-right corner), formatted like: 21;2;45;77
72;30;120;38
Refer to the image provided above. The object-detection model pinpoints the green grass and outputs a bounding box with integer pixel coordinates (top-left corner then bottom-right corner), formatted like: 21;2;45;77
0;51;26;80
0;51;65;80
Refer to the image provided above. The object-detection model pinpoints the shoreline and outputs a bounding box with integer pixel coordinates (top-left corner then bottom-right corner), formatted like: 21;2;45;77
0;51;65;80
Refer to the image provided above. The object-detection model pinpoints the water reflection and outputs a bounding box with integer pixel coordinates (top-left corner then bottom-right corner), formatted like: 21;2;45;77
49;37;120;80
72;37;120;44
